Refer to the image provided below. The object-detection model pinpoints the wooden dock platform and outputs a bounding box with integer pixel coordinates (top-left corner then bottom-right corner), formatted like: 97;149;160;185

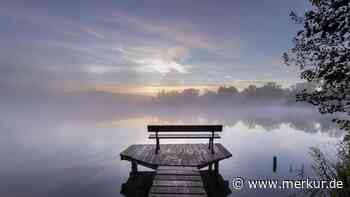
120;143;232;169
149;166;207;197
120;142;232;196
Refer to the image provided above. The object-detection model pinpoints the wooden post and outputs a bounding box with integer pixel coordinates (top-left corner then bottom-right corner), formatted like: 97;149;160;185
211;131;215;154
208;138;211;149
155;131;159;154
214;161;219;175
131;161;138;174
273;156;277;173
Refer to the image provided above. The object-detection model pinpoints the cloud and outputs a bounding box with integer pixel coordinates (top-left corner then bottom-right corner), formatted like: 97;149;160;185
0;1;302;88
110;10;241;58
112;12;213;50
81;27;105;39
85;65;121;74
117;46;191;74
135;59;188;74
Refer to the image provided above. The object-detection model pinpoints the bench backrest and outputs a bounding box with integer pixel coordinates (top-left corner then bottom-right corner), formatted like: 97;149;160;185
148;125;222;132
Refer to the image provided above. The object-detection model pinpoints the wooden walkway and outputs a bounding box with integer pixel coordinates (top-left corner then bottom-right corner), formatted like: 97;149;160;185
149;166;207;197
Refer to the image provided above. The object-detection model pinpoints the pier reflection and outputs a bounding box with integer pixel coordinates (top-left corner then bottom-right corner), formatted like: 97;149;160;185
120;170;231;197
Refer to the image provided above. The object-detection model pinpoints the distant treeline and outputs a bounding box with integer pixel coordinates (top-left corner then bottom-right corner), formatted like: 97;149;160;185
152;82;312;107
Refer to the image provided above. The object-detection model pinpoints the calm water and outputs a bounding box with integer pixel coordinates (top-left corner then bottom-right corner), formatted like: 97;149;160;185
0;104;342;197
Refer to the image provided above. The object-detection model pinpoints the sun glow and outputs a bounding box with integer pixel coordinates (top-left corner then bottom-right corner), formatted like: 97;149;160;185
77;80;295;96
91;84;219;96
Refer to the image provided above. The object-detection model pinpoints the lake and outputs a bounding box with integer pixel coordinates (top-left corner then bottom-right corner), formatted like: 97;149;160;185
0;104;342;197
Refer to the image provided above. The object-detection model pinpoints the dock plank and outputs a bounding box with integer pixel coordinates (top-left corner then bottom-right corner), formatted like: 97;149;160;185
149;166;208;196
153;180;204;187
157;166;199;170
154;175;202;182
156;169;200;176
150;186;206;194
149;194;207;197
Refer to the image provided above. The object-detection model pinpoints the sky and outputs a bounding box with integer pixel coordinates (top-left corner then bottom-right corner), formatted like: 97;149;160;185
0;0;312;95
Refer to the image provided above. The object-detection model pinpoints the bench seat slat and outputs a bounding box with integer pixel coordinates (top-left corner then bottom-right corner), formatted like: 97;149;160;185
148;125;222;132
149;134;220;139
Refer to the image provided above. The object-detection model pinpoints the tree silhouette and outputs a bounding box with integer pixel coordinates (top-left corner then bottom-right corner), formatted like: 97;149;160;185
283;0;350;131
310;0;321;6
284;0;350;195
154;84;299;107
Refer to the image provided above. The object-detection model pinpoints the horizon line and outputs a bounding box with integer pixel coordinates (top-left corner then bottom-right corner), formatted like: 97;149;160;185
67;80;303;96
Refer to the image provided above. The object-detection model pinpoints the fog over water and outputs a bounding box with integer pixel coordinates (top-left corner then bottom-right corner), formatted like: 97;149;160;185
0;88;343;197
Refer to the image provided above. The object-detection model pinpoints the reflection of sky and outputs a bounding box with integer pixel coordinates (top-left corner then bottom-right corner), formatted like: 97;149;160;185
1;0;311;94
1;111;340;197
222;123;338;196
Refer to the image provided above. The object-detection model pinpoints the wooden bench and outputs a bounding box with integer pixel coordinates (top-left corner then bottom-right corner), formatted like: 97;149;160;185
148;125;222;154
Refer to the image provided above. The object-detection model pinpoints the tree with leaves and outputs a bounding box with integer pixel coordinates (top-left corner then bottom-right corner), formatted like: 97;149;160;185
284;0;350;131
284;0;350;196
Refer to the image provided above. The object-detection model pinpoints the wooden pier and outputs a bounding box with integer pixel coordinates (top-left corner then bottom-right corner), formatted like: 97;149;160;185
150;166;207;196
120;125;232;197
120;143;232;196
120;143;232;169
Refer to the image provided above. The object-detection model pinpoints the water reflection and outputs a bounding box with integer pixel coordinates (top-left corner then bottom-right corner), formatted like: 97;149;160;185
120;170;232;197
101;107;341;137
0;104;342;197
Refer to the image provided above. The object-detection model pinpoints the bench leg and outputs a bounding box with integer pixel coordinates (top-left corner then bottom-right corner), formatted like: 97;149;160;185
211;139;215;154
